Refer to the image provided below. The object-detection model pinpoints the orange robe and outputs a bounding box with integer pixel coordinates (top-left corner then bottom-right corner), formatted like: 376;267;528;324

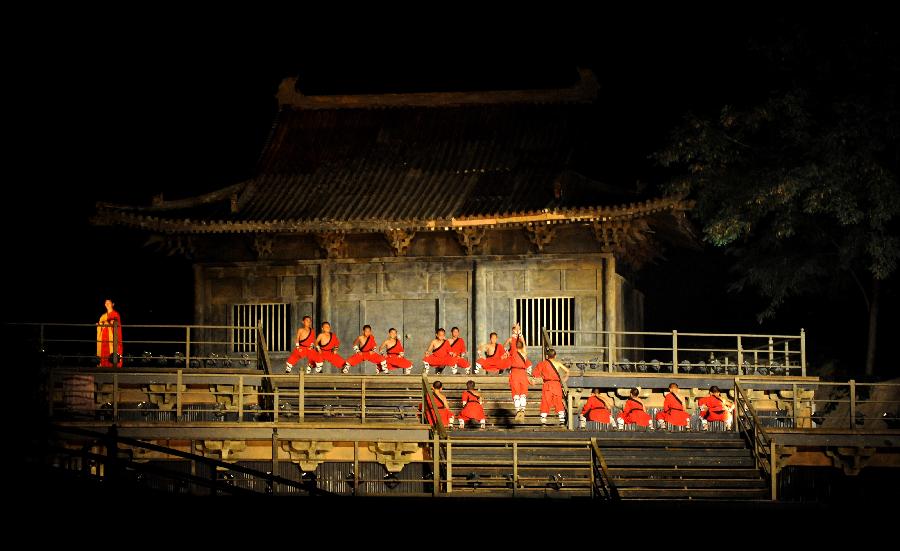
383;339;413;371
698;394;730;422
448;337;470;369
581;395;612;423
423;340;453;368
97;310;123;368
656;392;691;426
508;351;530;397
286;328;319;367
618;397;652;426
316;333;345;368
478;344;510;372
346;335;385;366
458;390;485;422
532;359;565;414
421;392;452;427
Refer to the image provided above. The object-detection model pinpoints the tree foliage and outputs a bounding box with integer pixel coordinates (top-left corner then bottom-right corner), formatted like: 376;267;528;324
655;23;899;321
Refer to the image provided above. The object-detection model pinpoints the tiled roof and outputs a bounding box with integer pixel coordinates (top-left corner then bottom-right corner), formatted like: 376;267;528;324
96;72;688;234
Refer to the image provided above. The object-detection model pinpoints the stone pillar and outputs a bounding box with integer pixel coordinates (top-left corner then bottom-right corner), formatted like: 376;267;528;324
473;260;487;357
319;262;332;325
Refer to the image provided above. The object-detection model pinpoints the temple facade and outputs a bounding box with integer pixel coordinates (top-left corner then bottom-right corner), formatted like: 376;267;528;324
94;69;690;366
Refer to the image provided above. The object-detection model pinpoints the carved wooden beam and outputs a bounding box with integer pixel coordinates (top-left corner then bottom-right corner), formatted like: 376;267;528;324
384;229;416;256
316;232;346;259
525;223;557;252
253;235;274;259
455;227;485;256
591;219;657;268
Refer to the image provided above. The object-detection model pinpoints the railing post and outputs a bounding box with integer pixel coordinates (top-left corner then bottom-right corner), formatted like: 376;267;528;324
737;336;744;375
39;323;45;354
791;383;798;428
361;379;366;422
770;440;777;501
106;424;119;488
446;442;452;494
298;370;305;422
849;379;856;430
237;375;244;423
672;330;678;374
48;370;54;418
274;387;279;423
512;442;518;497
113;373;119;422
176;369;183;420
353;441;359;496
607;332;614;373
768;337;774;366
800;329;807;377
432;433;440;496
271;429;279;494
185;327;191;370
567;392;575;431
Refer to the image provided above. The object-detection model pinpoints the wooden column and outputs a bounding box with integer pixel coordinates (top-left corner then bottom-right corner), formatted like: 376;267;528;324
319;262;332;325
604;255;618;364
473;260;487;356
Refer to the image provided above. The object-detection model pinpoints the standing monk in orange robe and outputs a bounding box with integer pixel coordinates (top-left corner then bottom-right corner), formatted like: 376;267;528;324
656;382;691;430
97;299;123;368
507;338;532;422
531;348;569;425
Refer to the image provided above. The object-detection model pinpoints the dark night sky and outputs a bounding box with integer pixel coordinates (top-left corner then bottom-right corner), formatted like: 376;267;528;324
7;12;897;378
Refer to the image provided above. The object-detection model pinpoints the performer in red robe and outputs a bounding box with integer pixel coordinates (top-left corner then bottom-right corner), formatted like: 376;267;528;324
474;332;510;374
698;386;734;430
344;325;385;374
285;315;319;374
97;299;123;368
580;388;613;428
457;380;486;429
532;349;569;425
313;322;345;373
421;380;453;428
379;328;413;374
447;326;470;375
423;328;454;375
616;388;652;429
655;383;691;429
507;339;532;422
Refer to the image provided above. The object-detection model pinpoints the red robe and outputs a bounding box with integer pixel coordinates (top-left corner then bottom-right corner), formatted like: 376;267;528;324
97;310;123;368
656;392;691;426
458;390;486;422
346;335;386;366
421;392;452;427
423;339;453;368
286;327;319;367
477;343;510;372
508;351;530;397
698;394;730;422
383;339;413;370
507;335;532;369
532;359;565;414
618;397;652;426
316;333;345;368
447;337;470;369
581;395;612;423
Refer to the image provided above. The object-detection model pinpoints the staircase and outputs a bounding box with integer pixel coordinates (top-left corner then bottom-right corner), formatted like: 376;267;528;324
597;432;769;500
443;432;593;497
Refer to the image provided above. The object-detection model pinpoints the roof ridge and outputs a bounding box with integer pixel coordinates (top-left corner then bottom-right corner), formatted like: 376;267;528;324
276;68;599;110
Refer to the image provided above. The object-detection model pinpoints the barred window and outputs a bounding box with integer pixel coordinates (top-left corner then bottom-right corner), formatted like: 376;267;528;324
515;297;575;347
232;303;292;353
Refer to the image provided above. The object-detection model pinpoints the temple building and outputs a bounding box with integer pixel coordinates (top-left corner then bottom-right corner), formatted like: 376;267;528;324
94;68;691;366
